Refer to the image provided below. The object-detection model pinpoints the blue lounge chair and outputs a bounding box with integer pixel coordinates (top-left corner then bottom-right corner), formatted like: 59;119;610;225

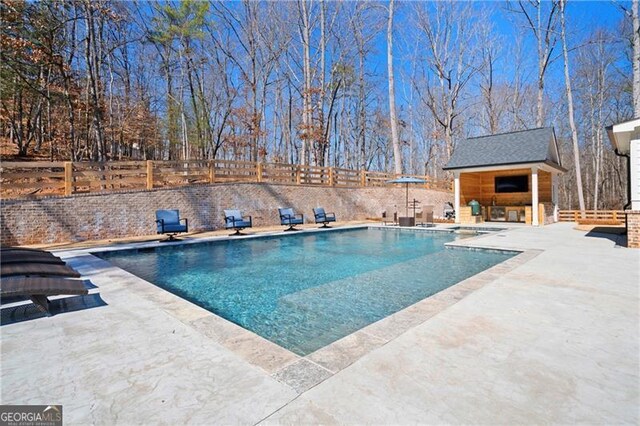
224;209;252;236
279;208;304;231
313;207;336;228
155;209;188;241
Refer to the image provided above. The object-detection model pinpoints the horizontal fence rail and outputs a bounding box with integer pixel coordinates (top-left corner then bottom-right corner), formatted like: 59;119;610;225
558;210;626;224
0;160;452;199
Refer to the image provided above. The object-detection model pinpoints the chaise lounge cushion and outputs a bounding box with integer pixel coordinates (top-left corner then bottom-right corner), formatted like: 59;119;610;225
1;251;66;265
160;223;189;233
1;277;88;298
0;262;81;278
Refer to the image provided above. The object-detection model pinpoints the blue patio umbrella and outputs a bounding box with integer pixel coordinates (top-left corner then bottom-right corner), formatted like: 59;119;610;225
386;177;427;217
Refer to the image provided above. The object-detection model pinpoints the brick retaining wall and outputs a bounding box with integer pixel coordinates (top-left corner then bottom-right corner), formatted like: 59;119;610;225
0;182;452;245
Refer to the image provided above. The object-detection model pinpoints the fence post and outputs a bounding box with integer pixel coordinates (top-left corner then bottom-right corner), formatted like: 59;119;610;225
360;170;366;187
256;163;263;183
612;211;617;222
296;166;301;185
328;167;334;186
573;211;578;222
64;161;73;196
208;160;216;183
146;160;154;190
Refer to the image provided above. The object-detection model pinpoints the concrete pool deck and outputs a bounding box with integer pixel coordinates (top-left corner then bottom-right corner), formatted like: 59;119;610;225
1;222;638;424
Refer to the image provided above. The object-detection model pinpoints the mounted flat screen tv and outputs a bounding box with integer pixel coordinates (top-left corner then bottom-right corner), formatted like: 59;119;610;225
495;175;528;193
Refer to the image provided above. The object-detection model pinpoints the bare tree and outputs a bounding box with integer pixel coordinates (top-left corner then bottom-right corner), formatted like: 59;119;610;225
559;0;585;212
347;1;381;170
297;0;313;166
413;2;481;159
477;13;509;134
386;0;403;175
509;0;558;127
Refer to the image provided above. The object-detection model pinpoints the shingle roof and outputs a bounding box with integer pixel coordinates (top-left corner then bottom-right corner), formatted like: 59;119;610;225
443;127;562;170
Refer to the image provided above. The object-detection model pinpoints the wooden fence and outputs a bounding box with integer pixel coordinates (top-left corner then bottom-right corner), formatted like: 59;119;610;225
558;210;626;225
0;160;451;199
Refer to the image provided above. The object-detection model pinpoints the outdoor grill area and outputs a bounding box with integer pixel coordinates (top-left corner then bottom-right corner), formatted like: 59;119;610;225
444;128;565;226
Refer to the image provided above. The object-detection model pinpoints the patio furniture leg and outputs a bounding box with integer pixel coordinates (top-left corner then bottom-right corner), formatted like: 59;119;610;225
29;295;51;315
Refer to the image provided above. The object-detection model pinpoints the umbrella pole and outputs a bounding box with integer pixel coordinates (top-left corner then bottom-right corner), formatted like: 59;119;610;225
405;183;409;217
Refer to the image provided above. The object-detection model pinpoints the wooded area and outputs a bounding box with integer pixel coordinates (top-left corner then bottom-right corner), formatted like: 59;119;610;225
0;0;637;209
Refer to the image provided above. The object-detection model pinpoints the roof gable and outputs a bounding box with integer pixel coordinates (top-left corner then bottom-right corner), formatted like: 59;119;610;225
443;127;562;171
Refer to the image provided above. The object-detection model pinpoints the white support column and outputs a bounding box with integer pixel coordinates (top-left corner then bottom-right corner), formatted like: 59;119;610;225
551;173;559;222
454;172;461;224
532;167;539;226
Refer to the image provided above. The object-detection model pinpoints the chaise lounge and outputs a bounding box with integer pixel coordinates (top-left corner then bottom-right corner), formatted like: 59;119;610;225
156;209;189;241
0;248;87;315
1;262;81;278
313;207;336;228
415;205;435;227
1;277;88;315
1;250;66;265
1;247;57;253
224;209;253;236
279;208;304;231
382;206;397;226
1;247;74;269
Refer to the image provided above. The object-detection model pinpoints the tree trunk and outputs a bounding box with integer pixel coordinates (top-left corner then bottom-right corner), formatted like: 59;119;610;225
536;1;544;128
387;0;402;175
84;2;106;161
560;0;585;212
315;0;326;166
299;0;312;166
593;37;607;211
358;45;366;170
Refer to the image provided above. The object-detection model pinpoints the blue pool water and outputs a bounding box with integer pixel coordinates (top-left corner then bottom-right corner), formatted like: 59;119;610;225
97;228;515;355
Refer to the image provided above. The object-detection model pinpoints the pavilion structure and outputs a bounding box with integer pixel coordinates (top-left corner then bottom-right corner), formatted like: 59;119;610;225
443;128;566;226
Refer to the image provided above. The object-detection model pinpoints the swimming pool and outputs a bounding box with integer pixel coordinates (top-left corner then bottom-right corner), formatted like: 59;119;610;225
97;228;515;355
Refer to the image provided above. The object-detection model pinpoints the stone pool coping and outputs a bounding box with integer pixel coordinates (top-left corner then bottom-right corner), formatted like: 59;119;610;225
46;224;539;394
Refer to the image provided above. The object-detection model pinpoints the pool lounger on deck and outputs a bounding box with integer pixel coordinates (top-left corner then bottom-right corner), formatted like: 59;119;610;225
1;277;88;315
279;208;304;231
1;262;81;278
313;208;336;228
381;207;398;226
0;247;53;253
415;205;435;227
1;251;66;265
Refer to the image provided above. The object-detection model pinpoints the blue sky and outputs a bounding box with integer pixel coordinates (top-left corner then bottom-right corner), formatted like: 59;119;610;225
378;1;630;111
